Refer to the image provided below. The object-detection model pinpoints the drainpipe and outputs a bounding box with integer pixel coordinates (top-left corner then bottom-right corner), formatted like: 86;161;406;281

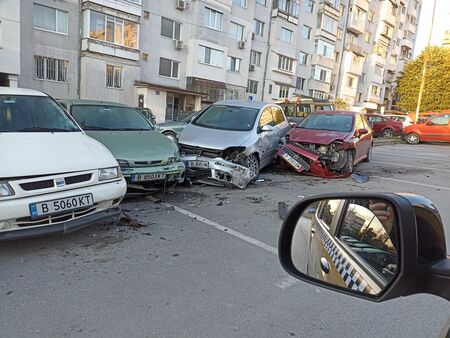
77;0;82;99
335;0;352;100
261;2;274;102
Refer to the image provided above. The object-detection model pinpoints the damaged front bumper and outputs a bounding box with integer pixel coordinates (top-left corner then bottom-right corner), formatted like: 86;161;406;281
182;156;252;189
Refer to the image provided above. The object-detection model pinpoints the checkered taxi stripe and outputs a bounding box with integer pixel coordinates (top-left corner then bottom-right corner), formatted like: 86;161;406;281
316;226;376;295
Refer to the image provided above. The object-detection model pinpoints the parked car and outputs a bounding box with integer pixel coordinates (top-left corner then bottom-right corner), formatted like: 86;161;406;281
0;87;127;240
60;100;185;191
403;113;450;144
178;100;291;189
366;114;403;138
134;107;157;125
277;111;373;178
384;114;415;129
276;97;335;126
157;111;201;143
278;192;449;336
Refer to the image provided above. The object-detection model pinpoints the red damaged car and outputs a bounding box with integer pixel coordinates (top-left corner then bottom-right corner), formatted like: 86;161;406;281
277;111;373;177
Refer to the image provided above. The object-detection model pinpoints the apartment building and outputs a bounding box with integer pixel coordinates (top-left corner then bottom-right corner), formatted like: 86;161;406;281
0;0;20;87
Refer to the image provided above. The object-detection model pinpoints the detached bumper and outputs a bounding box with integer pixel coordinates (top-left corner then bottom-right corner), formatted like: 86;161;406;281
182;156;252;189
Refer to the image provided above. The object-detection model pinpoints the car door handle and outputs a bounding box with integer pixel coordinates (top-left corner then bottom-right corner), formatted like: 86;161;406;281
320;257;330;274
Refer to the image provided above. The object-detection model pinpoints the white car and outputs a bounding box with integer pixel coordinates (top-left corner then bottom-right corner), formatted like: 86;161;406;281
0;87;127;240
385;114;415;128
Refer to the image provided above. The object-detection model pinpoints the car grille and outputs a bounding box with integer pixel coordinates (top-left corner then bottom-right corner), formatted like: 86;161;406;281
19;173;92;191
179;144;222;158
65;173;92;185
133;160;165;167
15;206;97;227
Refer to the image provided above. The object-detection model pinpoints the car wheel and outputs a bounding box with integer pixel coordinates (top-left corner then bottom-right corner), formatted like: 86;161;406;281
244;154;260;181
163;132;177;144
363;145;373;162
343;151;354;173
382;128;394;138
406;132;420;145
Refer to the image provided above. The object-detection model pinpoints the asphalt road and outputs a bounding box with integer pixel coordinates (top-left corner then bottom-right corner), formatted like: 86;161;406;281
1;143;450;337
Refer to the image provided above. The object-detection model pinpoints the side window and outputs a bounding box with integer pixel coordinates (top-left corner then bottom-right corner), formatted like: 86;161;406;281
316;199;342;232
297;104;311;117
362;115;370;129
355;114;365;130
371;116;382;123
271;106;286;126
430;115;450;125
259;108;274;127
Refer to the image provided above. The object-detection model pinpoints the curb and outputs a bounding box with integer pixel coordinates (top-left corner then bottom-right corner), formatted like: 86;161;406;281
374;138;402;146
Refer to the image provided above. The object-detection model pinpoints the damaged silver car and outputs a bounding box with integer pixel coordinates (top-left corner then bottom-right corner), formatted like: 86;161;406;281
178;100;291;188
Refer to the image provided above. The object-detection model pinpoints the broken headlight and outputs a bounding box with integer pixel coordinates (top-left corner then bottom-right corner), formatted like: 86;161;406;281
0;182;15;197
330;141;344;151
117;159;130;168
167;156;180;164
317;145;328;155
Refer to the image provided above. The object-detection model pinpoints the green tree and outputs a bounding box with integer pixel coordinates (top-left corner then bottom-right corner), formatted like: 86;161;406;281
332;98;349;110
397;46;450;113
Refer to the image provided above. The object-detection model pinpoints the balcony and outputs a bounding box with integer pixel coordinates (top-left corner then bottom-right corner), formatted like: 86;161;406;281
347;42;364;56
311;54;335;69
406;22;417;35
353;0;369;12
81;38;140;61
319;0;340;19
347;16;365;35
347;60;364;76
315;28;337;42
82;0;141;16
383;11;396;27
308;78;330;92
402;38;413;50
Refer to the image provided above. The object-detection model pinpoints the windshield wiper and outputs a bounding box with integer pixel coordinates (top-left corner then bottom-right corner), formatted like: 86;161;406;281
16;127;74;132
81;126;115;131
114;128;151;131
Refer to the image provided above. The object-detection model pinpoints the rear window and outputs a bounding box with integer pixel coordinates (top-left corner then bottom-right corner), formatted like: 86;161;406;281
298;114;354;132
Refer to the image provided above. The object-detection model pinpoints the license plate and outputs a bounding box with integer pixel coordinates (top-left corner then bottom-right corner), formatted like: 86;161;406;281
282;152;303;170
131;173;166;182
29;194;94;218
188;160;209;169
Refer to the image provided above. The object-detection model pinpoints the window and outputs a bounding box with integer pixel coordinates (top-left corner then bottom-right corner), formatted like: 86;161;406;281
305;0;314;13
254;19;264;37
390;4;396;16
259;108;274;127
375;64;384;76
161;17;181;40
399;22;404;30
347;76;355;88
373;42;388;58
309;89;328;100
370;85;380;96
247;80;258;94
277;0;299;17
332;0;340;8
298;52;308;65
312;66;331;83
232;0;247;8
368;10;374;22
296;77;305;90
335;51;340;62
351;6;366;28
106;65;122;88
348;32;358;44
34;56;68;82
352;53;362;64
227;56;241;72
33;4;68;34
159;58;179;78
280;27;293;43
360;73;365;84
390;55;397;65
256;0;267;5
90;11;138;48
364;32;371;43
229;22;244;41
316;40;335;59
430;115;450;126
401;5;406;14
302;25;312;40
337;28;343;40
277;55;295;72
317;200;341;229
225;89;239;100
356;92;362;102
321;14;336;33
279;86;289;98
199;46;223;67
204;7;223;30
268;84;273;94
272;106;286;125
382;24;393;39
250;50;262;66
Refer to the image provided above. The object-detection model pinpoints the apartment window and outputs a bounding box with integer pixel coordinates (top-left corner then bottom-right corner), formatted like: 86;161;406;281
90;11;138;48
268;84;273;94
356;92;362;102
106;65;122;88
347;76;355;88
305;0;314;13
309;90;327;100
256;0;267;5
316;40;334;59
334;51;340;62
390;54;397;65
296;77;305;90
250;50;262;66
232;0;247;8
227;56;241;72
373;42;388;58
161;17;181;40
351;6;366;27
298;51;308;65
312;66;331;83
198;45;223;67
229;22;244;41
159;58;179;78
390;5;396;16
352;53;362;64
247;80;258;94
370;85;380;96
332;0;340;8
360;73;365;84
279;86;289;98
280;27;293;43
401;5;406;14
375;64;384;76
321;14;336;33
399;22;404;30
254;19;264;37
364;32;371;43
225;89;239;100
278;55;294;72
33;4;68;34
339;4;345;15
382;24;393;38
368;10;374;22
277;0;299;17
337;28;343;40
302;25;312;40
348;32;358;44
34;56;68;82
414;0;419;10
204;7;223;30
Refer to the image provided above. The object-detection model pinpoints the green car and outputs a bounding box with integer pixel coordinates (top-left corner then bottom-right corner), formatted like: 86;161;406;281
60;100;185;191
157;111;200;143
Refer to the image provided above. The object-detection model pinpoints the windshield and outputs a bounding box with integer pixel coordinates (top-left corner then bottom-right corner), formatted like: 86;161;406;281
298;114;354;132
71;105;154;131
193;105;259;131
0;95;80;132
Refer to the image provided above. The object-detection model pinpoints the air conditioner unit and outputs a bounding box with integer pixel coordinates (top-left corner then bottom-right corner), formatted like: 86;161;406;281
251;32;255;40
176;0;187;10
249;64;255;71
239;40;246;49
175;40;183;50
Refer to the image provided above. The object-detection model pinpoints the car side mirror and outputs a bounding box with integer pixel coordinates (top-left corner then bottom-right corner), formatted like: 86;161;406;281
356;128;369;136
278;193;450;302
261;124;274;132
426;121;433;126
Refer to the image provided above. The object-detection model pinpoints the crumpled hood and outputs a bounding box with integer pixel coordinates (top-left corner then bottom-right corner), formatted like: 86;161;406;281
178;124;251;150
0;132;117;177
86;130;178;161
288;128;351;145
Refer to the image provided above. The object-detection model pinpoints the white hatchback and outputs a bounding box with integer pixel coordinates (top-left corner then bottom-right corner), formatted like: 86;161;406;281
0;87;127;240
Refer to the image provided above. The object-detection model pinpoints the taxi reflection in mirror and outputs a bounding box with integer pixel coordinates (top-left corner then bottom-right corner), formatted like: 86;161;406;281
291;199;399;295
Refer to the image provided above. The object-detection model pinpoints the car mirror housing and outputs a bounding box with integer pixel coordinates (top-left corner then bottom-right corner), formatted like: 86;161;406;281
426;122;433;126
357;128;369;135
261;124;274;132
278;193;450;302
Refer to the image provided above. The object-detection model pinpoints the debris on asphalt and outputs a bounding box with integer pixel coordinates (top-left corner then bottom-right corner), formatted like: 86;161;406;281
278;202;290;220
119;212;151;228
165;205;176;212
246;196;263;203
216;201;223;206
351;172;369;183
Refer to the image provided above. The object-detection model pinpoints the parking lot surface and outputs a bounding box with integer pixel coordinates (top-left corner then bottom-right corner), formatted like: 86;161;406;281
1;143;450;337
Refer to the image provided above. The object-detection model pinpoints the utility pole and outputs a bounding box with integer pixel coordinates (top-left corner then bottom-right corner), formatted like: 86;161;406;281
415;0;437;121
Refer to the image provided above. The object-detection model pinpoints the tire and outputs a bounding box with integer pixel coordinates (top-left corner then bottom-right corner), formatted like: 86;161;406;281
363;144;373;162
163;132;177;144
343;150;354;173
244;154;260;181
382;128;394;138
406;133;420;145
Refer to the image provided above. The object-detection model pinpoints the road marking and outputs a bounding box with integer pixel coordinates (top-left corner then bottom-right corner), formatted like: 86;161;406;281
371;160;450;173
379;177;450;191
275;276;299;289
374;151;450;163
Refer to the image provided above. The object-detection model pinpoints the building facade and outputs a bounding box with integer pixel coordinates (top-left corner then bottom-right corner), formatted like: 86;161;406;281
0;0;21;87
6;0;421;120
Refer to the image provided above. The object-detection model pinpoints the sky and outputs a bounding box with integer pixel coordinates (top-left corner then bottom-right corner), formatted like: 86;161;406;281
414;0;450;56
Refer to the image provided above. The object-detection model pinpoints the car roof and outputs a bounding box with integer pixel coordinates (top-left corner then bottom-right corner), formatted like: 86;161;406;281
213;100;271;109
60;99;132;108
314;110;356;116
0;87;47;97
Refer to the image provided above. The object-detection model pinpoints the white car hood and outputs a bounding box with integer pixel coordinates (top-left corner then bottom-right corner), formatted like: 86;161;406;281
0;132;118;178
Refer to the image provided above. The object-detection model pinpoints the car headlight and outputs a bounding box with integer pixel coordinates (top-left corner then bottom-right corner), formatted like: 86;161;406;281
317;146;328;155
167;156;180;164
0;182;15;197
117;159;130;168
98;167;121;181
